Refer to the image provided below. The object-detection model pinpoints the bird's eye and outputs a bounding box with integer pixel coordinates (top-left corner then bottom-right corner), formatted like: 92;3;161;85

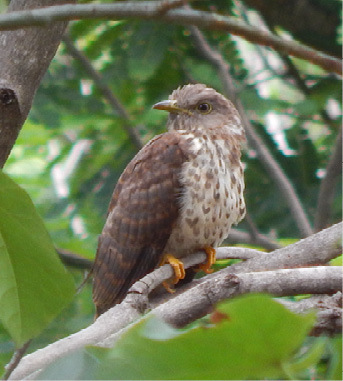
196;102;212;114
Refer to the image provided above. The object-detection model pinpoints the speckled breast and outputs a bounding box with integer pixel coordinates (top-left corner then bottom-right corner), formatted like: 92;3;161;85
163;131;245;257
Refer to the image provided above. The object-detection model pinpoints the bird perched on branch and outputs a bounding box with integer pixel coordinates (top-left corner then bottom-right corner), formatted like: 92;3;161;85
92;84;246;316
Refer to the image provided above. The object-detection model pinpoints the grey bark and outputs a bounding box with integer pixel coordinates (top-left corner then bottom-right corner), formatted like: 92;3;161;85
0;0;76;167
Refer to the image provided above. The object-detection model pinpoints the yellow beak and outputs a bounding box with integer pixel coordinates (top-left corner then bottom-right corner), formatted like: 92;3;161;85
152;99;179;112
153;100;193;115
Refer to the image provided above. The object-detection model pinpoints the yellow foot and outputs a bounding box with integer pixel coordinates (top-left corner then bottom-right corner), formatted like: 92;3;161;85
162;281;176;294
196;245;216;274
160;254;186;293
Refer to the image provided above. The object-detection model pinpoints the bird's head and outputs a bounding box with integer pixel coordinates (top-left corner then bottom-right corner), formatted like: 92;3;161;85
153;84;245;140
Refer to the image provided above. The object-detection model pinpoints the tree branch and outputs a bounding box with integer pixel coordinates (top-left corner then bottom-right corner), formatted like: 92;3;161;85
3;340;31;380
62;35;143;151
0;2;340;75
7;299;143;380
0;0;76;168
133;222;341;305
57;248;93;270
227;228;281;251
7;223;342;380
155;266;342;328
129;247;265;299
279;293;342;337
222;221;341;275
189;25;313;237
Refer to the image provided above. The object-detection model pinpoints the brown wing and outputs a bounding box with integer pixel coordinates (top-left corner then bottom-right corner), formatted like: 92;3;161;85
92;132;189;316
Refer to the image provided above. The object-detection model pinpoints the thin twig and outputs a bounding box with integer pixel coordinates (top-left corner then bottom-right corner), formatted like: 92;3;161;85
0;2;340;74
227;228;281;251
189;25;313;237
314;127;342;231
3;340;31;380
62;35;143;151
57;248;93;270
243;211;265;241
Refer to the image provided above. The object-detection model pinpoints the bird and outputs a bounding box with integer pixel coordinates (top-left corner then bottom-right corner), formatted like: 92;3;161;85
92;83;246;316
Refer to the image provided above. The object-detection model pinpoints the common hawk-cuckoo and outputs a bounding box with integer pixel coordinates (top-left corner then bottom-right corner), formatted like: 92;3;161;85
92;84;246;316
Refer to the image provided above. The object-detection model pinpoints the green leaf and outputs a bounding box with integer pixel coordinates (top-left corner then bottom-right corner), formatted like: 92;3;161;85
95;294;315;380
0;0;7;13
284;337;327;379
127;22;172;81
327;336;343;380
0;170;75;346
330;254;342;266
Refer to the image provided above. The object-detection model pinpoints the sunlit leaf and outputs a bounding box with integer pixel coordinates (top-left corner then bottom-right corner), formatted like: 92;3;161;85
0;171;75;346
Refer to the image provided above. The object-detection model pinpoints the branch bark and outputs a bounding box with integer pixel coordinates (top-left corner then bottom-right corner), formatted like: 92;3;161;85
155;266;342;328
0;1;340;75
223;221;341;275
0;0;76;168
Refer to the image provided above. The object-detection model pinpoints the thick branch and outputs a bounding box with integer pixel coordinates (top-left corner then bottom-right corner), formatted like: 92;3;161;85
223;221;341;275
62;35;143;151
155;266;342;327
0;2;340;75
7;299;143;380
0;0;76;168
189;25;313;237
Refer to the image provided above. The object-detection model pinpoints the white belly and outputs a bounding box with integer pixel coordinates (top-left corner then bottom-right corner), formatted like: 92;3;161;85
163;135;245;258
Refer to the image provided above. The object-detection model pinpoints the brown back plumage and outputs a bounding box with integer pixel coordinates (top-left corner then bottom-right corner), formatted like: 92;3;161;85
92;133;188;316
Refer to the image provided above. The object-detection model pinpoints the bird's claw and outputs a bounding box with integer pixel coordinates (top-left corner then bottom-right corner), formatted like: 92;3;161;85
160;254;186;293
195;246;216;274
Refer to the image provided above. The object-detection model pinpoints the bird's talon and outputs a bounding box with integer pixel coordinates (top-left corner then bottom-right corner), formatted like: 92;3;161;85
160;254;185;291
162;281;176;294
195;246;216;274
197;264;214;274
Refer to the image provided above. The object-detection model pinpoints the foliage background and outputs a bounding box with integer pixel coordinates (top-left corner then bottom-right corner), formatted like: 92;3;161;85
0;0;341;379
